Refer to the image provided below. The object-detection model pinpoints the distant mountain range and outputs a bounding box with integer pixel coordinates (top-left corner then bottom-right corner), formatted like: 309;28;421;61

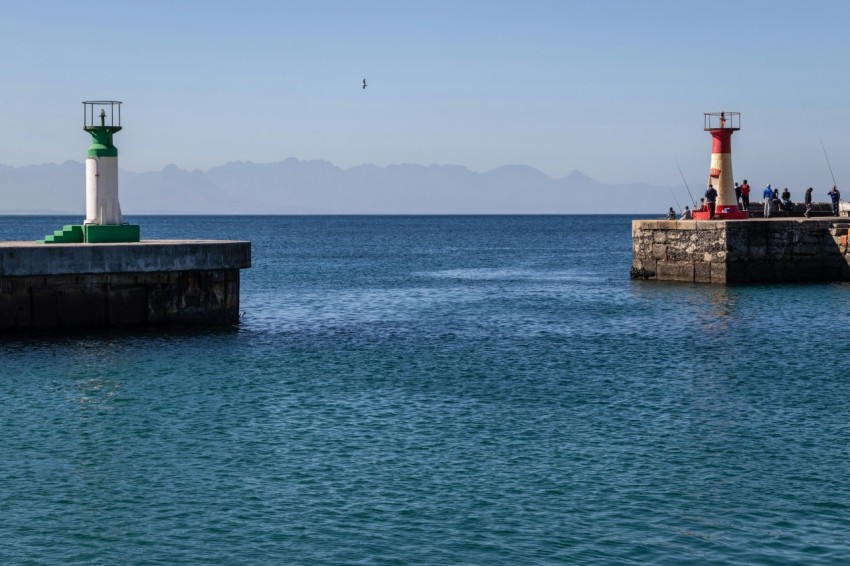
0;159;679;214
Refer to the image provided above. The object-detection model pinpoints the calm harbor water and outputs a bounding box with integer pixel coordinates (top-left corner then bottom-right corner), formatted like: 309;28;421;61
2;215;850;565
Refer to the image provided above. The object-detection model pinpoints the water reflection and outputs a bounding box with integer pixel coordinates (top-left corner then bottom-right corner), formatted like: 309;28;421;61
629;280;742;331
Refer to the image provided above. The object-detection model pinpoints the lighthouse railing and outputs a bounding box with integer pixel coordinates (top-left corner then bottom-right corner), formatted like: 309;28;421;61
82;101;122;130
704;112;740;131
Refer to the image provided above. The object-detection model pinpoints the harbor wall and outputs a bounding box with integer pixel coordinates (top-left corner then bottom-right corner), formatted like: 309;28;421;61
631;219;850;284
0;240;250;329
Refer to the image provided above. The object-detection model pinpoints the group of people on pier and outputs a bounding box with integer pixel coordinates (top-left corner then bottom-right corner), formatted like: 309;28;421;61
760;185;793;218
758;184;840;218
667;181;841;220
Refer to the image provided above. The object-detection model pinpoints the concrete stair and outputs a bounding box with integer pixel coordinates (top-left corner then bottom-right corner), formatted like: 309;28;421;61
38;225;84;244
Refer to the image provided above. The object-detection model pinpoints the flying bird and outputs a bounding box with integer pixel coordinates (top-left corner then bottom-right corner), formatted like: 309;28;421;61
362;78;367;90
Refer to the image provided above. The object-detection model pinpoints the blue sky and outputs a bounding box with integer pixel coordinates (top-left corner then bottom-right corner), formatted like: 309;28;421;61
0;0;848;191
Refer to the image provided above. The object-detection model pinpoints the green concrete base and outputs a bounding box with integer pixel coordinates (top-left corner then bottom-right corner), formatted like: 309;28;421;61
39;224;140;244
85;224;140;243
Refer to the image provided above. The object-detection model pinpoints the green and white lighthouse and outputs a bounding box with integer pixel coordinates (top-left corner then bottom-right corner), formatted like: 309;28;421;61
40;100;139;243
84;101;124;226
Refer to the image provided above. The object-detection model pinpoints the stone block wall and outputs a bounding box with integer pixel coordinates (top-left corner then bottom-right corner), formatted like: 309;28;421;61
632;219;850;284
0;269;241;330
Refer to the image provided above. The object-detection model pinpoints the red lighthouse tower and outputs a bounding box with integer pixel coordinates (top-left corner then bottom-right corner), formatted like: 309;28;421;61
693;112;748;220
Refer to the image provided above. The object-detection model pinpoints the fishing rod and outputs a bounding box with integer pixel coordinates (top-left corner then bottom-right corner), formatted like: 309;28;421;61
818;134;838;188
668;188;683;213
676;161;697;207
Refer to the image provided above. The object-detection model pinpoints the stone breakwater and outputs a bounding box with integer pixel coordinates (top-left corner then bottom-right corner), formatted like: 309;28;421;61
631;219;850;284
0;240;251;329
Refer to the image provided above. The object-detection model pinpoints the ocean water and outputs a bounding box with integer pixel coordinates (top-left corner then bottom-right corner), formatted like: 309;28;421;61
2;215;850;565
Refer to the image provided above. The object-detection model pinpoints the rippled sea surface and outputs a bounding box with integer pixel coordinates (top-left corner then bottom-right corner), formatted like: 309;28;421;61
2;215;850;565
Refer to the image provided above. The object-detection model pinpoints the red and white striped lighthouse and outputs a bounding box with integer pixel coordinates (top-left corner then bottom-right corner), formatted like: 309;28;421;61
693;111;748;220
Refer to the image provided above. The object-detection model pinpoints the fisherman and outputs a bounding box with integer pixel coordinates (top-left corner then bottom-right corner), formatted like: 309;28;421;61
734;182;742;207
772;187;781;214
781;188;793;212
697;197;706;212
705;183;718;220
667;207;676;220
804;187;814;218
763;184;773;218
828;186;841;216
680;206;692;220
741;179;751;212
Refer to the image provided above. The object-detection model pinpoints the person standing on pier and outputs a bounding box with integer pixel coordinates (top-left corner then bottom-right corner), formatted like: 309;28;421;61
705;183;718;220
828;186;841;216
763;184;773;218
735;182;742;208
741;179;750;212
781;188;793;211
804;187;814;218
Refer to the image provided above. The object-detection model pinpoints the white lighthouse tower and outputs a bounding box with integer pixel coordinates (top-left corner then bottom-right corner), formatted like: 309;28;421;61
694;111;748;220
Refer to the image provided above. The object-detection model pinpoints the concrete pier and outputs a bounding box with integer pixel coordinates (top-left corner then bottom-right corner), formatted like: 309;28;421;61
631;219;850;284
0;240;250;329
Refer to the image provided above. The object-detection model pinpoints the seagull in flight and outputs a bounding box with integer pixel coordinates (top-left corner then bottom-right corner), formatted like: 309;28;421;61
362;78;367;90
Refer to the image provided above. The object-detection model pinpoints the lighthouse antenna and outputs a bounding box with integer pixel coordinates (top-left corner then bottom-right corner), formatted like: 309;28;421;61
818;134;838;188
676;161;697;207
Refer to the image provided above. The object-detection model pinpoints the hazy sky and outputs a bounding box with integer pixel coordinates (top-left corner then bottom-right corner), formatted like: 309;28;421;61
1;0;848;190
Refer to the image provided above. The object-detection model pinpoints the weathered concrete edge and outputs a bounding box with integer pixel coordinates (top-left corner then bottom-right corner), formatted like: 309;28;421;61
0;240;251;277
